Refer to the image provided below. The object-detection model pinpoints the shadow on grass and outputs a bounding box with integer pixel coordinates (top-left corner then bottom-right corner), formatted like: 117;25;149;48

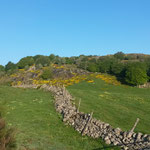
93;140;120;150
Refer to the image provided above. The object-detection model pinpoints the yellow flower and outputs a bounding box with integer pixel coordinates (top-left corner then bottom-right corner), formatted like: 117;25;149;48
87;80;94;83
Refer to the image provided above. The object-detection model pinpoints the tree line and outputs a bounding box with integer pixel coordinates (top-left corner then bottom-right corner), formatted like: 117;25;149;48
0;52;150;86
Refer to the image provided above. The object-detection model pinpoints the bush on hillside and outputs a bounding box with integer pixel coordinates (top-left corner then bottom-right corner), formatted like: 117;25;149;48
54;56;63;64
33;55;42;61
49;54;56;62
65;57;75;64
125;63;148;86
5;62;17;74
17;56;34;69
114;51;125;60
98;62;110;73
0;111;16;149
0;65;5;72
87;63;99;72
78;61;88;70
35;56;50;67
41;68;53;80
0;65;5;77
110;62;125;76
147;67;150;81
98;58;116;73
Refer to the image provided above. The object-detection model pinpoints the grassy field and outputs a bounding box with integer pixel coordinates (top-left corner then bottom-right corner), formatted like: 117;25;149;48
0;86;119;150
68;79;150;134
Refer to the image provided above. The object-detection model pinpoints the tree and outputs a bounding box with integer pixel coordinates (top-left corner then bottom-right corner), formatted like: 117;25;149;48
98;57;117;73
35;56;50;67
125;63;148;86
98;62;110;73
78;61;88;70
5;62;17;72
87;63;99;72
89;58;97;63
59;57;66;64
146;62;150;81
17;56;34;69
33;55;43;61
110;62;125;76
0;65;5;77
49;54;56;62
65;57;75;64
0;65;5;72
41;67;53;80
114;52;125;60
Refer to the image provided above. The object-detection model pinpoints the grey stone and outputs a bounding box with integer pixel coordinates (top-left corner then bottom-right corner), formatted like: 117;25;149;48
147;135;150;141
113;140;119;146
114;128;121;136
136;132;142;141
105;139;111;145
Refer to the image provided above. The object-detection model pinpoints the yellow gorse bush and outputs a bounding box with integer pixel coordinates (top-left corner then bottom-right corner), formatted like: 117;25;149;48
32;74;89;87
95;74;121;85
10;65;121;87
87;80;94;83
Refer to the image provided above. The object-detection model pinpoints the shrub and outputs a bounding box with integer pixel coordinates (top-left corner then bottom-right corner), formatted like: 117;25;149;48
65;57;75;64
97;57;117;73
114;51;125;60
125;63;148;86
41;68;53;80
5;62;17;74
98;62;110;73
33;55;42;61
0;65;5;72
0;78;12;86
0;65;5;77
0;110;16;149
87;63;99;72
35;56;50;67
78;62;88;70
110;62;125;76
54;56;62;64
49;54;56;62
147;67;150;81
17;56;34;69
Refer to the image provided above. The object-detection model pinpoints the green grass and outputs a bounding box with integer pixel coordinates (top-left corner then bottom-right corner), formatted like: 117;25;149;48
0;86;119;150
68;79;150;134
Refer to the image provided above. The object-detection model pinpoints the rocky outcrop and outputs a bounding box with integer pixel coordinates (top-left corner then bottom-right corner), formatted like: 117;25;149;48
14;84;150;150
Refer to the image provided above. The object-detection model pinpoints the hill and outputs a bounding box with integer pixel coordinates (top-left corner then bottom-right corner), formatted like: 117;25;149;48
0;52;150;149
0;52;150;87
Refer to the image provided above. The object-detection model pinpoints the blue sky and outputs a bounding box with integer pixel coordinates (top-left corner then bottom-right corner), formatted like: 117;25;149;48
0;0;150;65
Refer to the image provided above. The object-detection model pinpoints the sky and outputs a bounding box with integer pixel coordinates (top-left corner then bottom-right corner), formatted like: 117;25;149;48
0;0;150;65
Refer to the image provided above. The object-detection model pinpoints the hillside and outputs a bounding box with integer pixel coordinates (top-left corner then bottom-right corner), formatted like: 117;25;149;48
0;86;116;150
0;52;150;87
0;52;150;150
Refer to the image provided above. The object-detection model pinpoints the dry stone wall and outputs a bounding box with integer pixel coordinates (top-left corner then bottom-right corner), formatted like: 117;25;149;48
14;84;150;150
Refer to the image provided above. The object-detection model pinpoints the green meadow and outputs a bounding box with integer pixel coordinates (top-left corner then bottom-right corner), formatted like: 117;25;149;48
68;79;150;134
1;78;149;150
0;86;119;150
